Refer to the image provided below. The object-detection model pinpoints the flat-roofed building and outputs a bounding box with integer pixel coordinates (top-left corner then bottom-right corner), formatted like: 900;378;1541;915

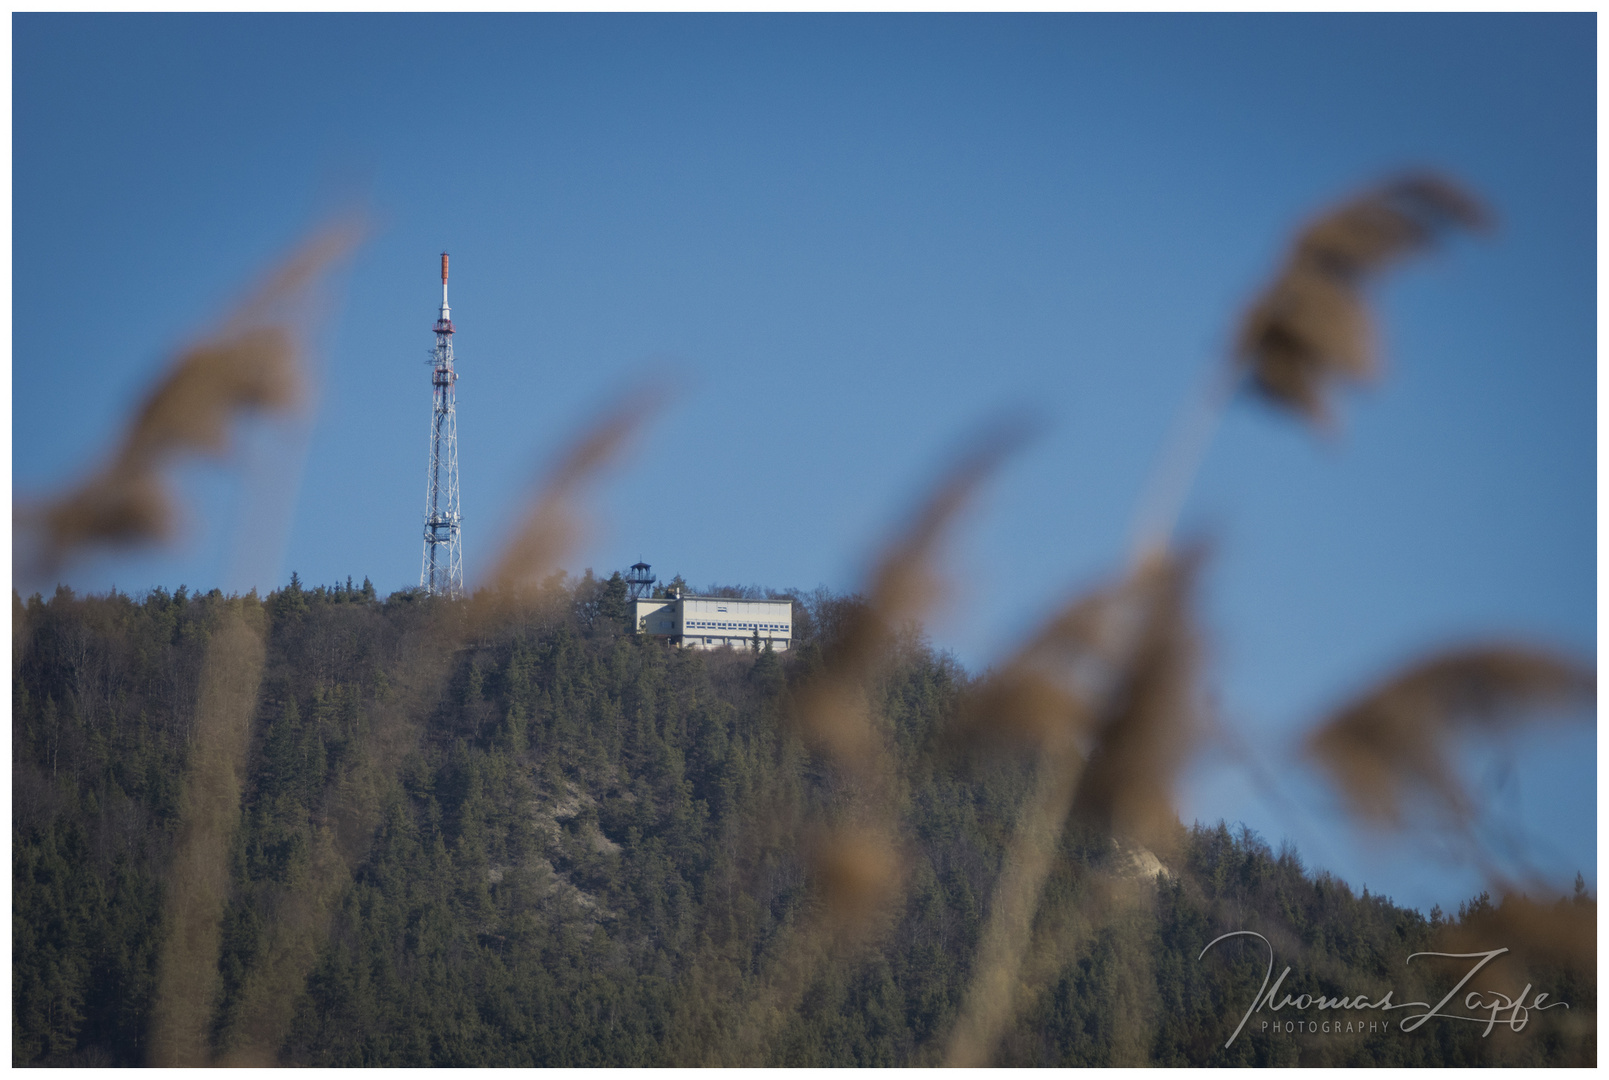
634;591;792;650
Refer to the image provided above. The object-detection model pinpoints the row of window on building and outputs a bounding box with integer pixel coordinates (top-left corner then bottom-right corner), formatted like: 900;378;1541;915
685;620;788;632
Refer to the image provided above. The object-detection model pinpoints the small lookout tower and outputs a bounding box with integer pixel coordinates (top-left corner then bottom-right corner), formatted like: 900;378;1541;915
626;562;657;600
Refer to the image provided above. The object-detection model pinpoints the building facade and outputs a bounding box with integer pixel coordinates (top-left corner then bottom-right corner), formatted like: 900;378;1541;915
634;592;792;650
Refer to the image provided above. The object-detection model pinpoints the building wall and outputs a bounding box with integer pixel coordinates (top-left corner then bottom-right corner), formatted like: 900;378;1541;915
634;598;678;637
634;595;792;651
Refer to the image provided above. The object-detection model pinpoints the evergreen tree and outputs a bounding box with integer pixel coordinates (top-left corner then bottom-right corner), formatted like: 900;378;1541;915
10;578;1595;1066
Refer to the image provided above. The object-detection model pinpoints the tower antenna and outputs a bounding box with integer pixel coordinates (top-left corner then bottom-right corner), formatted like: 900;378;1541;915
420;252;463;596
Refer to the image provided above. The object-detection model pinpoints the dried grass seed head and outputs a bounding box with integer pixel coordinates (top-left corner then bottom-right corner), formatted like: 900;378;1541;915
20;218;364;570
1305;644;1594;827
1436;890;1596;974
483;388;664;598
795;419;1032;766
946;586;1114;756
1236;173;1490;427
38;466;174;554
1071;547;1205;851
126;327;300;462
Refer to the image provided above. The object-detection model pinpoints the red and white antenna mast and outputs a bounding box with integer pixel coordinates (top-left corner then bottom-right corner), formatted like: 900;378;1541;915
420;252;463;595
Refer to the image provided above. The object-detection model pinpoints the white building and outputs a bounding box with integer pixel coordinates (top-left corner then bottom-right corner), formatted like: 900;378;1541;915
634;591;792;650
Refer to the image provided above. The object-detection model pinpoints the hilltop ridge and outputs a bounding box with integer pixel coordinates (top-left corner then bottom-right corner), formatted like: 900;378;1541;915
12;575;1595;1066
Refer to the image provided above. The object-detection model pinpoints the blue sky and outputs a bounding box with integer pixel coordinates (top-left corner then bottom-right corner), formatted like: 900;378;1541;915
13;14;1595;914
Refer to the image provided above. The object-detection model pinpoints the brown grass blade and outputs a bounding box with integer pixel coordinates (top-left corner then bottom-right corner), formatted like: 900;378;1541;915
1305;644;1594;827
1236;173;1490;427
717;423;1028;1064
481;387;664;599
20;219;364;573
944;547;1202;1067
795;420;1032;775
947;586;1116;757
1428;891;1596;1064
148;600;267;1067
1070;548;1203;850
1437;890;1596;973
124;327;300;462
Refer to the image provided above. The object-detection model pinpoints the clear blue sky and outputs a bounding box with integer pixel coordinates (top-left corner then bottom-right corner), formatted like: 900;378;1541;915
13;14;1595;915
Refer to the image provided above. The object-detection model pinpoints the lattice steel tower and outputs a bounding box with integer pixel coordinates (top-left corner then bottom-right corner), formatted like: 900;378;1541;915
419;252;463;596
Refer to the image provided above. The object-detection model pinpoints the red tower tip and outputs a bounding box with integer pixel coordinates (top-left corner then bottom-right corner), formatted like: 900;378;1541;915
441;253;449;283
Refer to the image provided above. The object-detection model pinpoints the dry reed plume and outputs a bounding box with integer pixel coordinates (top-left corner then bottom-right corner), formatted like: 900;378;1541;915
943;548;1202;1067
479;387;665;612
147;601;267;1067
18;220;363;575
1305;644;1595;828
794;421;1032;932
713;424;1029;1064
1235;173;1490;428
1132;174;1490;558
795;422;1032;778
174;392;665;1058
95;221;363;1067
1427;890;1597;1064
1068;549;1203;850
216;391;665;1063
949;172;1500;1066
1437;889;1597;974
17;218;389;1066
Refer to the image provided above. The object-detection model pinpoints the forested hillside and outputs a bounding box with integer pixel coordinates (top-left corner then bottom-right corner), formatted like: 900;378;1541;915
12;576;1595;1066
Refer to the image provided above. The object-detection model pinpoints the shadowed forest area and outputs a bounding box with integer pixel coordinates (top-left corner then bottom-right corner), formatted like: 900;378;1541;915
12;575;1594;1066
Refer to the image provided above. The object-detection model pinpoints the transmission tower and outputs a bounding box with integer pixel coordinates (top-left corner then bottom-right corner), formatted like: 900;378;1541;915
420;252;463;596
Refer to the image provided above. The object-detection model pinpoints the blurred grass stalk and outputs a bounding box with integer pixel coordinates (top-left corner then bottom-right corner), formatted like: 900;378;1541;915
474;385;666;631
148;601;266;1067
61;217;659;1061
60;220;364;1066
944;729;1087;1067
717;421;1031;1063
943;551;1199;1066
221;389;664;1062
15;217;363;585
944;173;1497;1066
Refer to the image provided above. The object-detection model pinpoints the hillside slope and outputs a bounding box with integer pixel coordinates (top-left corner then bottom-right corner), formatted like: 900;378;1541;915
12;578;1594;1066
